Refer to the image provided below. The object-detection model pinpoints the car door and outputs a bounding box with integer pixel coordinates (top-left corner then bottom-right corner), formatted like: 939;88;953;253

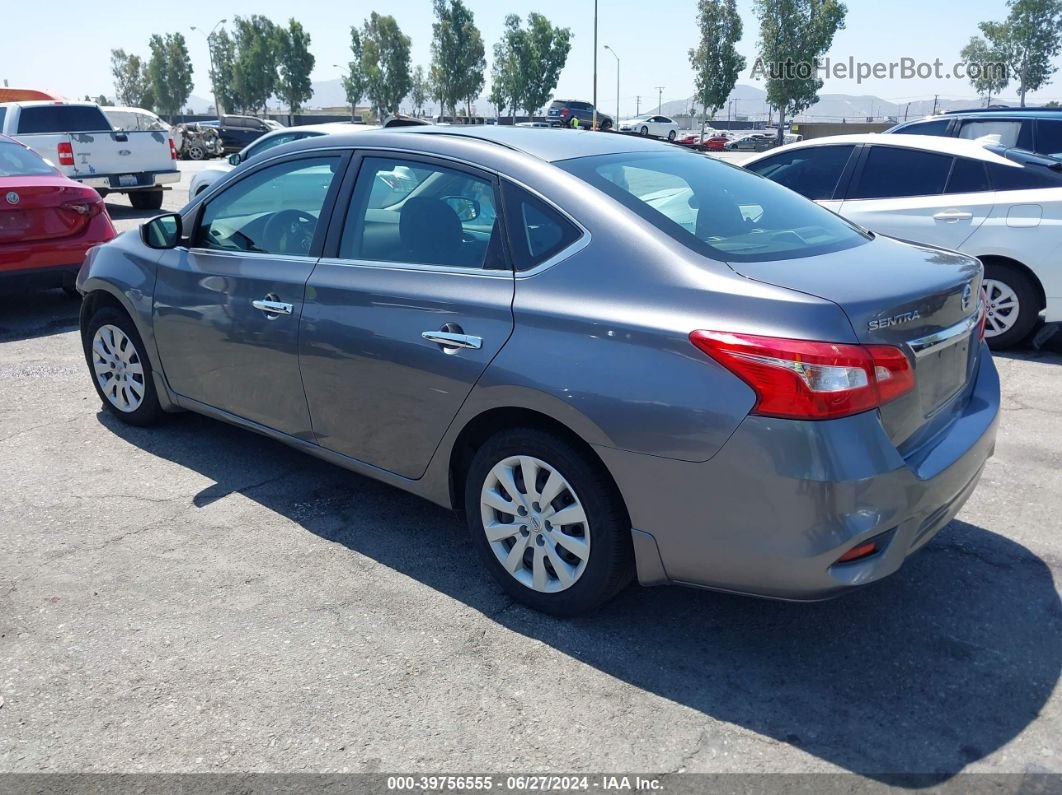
152;151;347;436
744;143;858;212
299;153;515;478
838;145;993;250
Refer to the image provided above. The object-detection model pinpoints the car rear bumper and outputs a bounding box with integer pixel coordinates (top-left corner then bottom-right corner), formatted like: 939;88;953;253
596;344;1000;599
76;170;179;192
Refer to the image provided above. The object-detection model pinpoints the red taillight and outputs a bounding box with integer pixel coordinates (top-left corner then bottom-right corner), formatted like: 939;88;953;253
57;141;75;167
977;287;988;341
169;137;178;160
836;540;878;564
560;107;570;117
689;331;916;420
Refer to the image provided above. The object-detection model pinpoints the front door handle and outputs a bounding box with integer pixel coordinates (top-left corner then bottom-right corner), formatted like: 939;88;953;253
933;211;973;222
421;331;483;350
252;298;293;316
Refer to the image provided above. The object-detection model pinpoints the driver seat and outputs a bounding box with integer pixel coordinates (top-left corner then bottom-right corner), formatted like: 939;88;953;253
399;198;464;266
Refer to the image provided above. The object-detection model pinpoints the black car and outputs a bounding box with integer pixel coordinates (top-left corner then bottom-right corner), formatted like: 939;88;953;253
205;115;278;153
546;100;613;130
888;107;1062;158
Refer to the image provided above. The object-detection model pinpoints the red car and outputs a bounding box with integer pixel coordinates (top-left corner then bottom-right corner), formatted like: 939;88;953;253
0;134;116;294
702;135;731;151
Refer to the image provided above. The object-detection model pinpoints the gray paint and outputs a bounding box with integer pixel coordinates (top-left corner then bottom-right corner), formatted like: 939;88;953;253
77;128;1001;600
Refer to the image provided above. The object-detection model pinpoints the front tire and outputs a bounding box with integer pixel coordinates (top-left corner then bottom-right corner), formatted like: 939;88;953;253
186;144;206;161
82;306;164;426
982;263;1041;349
667;130;676;142
465;428;633;617
600;119;612;131
640;126;649;136
129;190;164;211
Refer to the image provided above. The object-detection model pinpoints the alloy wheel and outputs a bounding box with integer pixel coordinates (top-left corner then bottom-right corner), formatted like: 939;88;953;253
982;278;1020;338
479;455;591;594
91;324;146;413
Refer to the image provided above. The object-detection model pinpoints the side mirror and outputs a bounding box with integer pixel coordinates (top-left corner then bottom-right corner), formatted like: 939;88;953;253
228;153;242;166
444;196;480;222
140;213;183;250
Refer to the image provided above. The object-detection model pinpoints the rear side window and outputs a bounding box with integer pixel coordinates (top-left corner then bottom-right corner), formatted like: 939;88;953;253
744;145;855;200
893;119;951;136
986;162;1062;190
17;105;111;134
1036;120;1062;158
849;147;952;199
502;183;582;271
945;158;989;194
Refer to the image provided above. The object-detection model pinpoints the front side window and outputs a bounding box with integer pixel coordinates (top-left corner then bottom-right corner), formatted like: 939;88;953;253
196;156;341;256
848;147;952;199
339;156;502;269
744;145;855;200
559;151;869;262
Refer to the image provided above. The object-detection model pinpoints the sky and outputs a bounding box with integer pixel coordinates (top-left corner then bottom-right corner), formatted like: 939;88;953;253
3;0;1062;117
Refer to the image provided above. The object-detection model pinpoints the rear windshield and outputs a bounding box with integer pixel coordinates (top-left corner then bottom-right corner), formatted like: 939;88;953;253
0;141;58;176
559;151;869;262
17;105;111;134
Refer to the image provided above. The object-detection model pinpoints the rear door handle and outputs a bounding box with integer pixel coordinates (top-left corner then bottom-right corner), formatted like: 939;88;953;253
933;211;973;222
252;298;293;316
421;331;483;350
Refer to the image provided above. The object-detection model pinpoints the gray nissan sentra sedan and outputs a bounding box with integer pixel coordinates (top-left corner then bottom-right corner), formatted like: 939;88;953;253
77;126;1000;616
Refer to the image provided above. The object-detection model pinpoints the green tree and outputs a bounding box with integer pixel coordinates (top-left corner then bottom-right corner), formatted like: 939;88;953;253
688;0;745;137
361;12;412;118
208;28;241;113
752;0;847;144
342;27;368;120
410;65;428;116
496;13;570;118
232;15;279;114
276;19;316;120
110;49;154;108
148;33;194;120
977;0;1062;106
430;0;486;117
490;20;525;121
960;36;1010;105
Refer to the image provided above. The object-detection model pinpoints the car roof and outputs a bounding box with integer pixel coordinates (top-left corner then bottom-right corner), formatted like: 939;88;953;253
940;107;1062;117
392;126;670;161
0;100;99;109
103;106;161;116
751;133;1022;166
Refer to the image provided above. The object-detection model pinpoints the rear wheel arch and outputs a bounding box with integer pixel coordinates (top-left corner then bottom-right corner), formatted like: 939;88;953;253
976;255;1046;310
448;406;629;525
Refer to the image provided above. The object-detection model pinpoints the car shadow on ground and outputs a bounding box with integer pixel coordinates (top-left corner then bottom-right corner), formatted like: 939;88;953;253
98;409;1062;784
104;200;162;222
0;290;80;342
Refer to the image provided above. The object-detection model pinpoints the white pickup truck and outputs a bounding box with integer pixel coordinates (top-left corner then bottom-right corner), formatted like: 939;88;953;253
0;100;179;209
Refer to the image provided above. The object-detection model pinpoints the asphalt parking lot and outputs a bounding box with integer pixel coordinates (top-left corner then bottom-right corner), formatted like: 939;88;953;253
1;159;1061;779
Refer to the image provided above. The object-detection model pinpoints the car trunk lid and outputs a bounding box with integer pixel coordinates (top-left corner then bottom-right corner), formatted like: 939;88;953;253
726;237;983;448
0;178;102;243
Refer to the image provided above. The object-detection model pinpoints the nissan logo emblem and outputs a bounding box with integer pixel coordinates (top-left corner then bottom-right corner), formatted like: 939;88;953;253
5;192;19;205
961;283;973;312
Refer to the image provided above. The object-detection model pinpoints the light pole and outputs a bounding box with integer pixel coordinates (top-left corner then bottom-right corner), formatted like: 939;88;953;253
592;0;598;130
603;45;619;128
655;86;665;114
190;19;227;117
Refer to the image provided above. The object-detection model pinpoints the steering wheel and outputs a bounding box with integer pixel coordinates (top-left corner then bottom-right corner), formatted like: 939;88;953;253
261;209;317;255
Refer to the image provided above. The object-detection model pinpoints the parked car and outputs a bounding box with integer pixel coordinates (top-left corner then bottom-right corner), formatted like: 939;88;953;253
619;115;680;141
202;115;279;153
515;121;551;128
0;134;115;294
102;106;169;132
887;107;1062;158
0;100;179;210
188;117;432;198
726;133;775;151
78;126;998;616
546;100;613;130
744;133;1062;347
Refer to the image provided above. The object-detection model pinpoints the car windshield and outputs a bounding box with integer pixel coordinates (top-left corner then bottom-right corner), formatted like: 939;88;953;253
0;141;58;176
559;151;870;262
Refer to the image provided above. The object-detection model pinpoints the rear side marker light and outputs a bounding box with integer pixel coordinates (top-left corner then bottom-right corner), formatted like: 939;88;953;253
690;330;916;420
169;138;178;160
977;287;988;341
57;142;75;167
836;541;878;564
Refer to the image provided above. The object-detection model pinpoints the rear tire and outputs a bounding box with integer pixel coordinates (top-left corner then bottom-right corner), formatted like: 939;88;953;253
186;144;206;161
129;190;164;211
465;428;634;617
600;119;612;131
982;262;1041;350
82;306;165;426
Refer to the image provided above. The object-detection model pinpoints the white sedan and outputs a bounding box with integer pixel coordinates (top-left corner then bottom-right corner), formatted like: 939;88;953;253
619;115;680;141
744;133;1062;348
